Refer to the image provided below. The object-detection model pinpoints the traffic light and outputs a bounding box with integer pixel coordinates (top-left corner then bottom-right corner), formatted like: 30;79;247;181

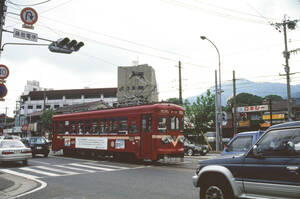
49;38;84;54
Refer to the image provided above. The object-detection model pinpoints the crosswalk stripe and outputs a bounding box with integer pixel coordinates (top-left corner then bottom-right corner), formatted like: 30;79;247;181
0;169;40;179
83;162;128;169
20;167;61;177
55;164;96;173
69;163;115;171
34;166;79;175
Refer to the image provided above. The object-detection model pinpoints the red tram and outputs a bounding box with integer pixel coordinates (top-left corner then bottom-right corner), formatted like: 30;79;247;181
52;103;185;161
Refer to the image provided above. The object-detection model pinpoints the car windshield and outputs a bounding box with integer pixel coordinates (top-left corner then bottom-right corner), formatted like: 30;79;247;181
0;140;25;148
30;137;46;144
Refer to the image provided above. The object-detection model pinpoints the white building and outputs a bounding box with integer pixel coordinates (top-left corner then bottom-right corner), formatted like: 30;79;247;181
19;81;117;116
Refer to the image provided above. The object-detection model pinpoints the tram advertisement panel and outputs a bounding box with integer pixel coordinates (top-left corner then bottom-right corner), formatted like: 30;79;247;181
75;137;108;150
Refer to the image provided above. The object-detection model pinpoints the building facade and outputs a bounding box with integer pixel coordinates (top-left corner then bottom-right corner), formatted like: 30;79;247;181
19;81;117;116
117;64;158;105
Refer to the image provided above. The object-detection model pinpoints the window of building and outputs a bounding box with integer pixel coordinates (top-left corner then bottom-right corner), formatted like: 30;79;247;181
138;86;144;90
36;105;42;109
54;105;60;109
28;105;33;109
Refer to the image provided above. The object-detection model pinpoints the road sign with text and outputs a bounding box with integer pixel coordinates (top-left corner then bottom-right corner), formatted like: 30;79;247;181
13;28;38;42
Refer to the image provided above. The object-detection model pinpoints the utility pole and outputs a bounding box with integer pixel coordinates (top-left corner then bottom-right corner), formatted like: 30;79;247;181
178;61;182;105
0;0;6;57
232;71;237;136
272;16;298;121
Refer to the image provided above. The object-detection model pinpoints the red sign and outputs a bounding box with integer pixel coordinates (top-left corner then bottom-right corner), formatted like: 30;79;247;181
0;64;9;79
20;7;38;25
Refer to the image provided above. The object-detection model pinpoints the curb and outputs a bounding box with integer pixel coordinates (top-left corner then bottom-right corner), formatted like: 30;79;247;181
0;173;40;199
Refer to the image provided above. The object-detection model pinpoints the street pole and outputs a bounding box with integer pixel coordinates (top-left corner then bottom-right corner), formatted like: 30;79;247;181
0;0;5;57
233;71;237;136
215;70;220;151
178;61;183;105
201;36;222;151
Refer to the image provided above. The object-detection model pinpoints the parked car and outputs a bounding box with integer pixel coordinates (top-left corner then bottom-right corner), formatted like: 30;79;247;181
221;130;264;156
184;139;209;156
204;132;230;145
21;137;50;158
0;139;32;165
0;135;21;140
192;121;300;199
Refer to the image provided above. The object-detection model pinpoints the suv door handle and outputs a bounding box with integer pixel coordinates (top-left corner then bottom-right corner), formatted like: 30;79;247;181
286;166;299;171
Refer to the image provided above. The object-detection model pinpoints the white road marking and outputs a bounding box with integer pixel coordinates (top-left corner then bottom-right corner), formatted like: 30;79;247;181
29;160;51;165
55;164;96;173
0;169;40;179
83;162;128;169
69;163;115;171
34;166;80;175
20;167;61;177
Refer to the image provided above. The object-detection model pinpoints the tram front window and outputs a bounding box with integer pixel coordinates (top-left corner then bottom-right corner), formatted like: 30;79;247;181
158;117;167;133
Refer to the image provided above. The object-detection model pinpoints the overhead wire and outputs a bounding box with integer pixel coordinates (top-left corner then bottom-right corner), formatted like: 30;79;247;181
7;0;51;7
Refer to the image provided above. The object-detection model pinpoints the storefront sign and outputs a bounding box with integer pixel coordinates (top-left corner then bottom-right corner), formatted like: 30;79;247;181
237;105;268;113
262;114;285;120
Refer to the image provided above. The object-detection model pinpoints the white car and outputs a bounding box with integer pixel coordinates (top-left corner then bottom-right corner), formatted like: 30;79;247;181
0;140;32;165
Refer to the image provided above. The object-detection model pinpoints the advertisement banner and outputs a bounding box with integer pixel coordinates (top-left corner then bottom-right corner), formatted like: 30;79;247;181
75;137;108;150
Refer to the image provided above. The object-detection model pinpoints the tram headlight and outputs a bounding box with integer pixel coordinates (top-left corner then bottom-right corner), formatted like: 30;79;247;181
161;136;171;144
178;136;185;143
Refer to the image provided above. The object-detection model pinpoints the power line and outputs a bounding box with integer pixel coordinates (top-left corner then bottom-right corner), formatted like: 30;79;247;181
39;0;74;14
7;0;51;7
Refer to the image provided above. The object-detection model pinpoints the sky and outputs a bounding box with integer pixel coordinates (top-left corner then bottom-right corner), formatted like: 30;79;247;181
1;0;300;117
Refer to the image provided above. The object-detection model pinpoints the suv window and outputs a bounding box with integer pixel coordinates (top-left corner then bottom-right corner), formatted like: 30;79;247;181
256;128;300;156
227;136;253;152
30;137;46;145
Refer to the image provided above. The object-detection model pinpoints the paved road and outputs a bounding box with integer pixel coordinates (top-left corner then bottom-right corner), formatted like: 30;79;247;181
0;153;220;199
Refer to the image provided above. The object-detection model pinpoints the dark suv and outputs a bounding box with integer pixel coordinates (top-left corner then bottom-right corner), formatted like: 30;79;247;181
21;137;50;158
193;121;300;199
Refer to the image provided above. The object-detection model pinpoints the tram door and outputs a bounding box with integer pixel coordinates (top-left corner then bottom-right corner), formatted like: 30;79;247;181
140;114;152;159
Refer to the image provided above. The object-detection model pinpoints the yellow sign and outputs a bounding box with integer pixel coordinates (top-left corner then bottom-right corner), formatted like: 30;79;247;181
260;123;271;128
239;120;250;127
263;114;285;120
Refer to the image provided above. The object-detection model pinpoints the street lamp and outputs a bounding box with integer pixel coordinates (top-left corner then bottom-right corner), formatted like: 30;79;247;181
200;36;223;151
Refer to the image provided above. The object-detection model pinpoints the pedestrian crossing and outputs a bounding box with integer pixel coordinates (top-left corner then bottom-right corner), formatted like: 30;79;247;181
0;162;134;179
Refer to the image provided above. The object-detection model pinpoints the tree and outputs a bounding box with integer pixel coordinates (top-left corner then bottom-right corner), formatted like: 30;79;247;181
184;90;215;143
40;109;54;134
226;93;263;111
166;97;181;105
264;95;283;101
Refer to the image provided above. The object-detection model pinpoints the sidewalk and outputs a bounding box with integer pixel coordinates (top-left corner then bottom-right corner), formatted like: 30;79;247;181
0;174;14;191
0;173;40;199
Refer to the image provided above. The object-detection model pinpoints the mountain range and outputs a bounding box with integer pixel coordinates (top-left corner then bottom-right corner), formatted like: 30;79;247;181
187;79;300;105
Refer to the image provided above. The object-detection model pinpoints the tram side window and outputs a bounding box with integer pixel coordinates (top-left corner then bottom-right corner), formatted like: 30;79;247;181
70;121;76;134
110;118;118;134
119;117;128;134
64;121;69;134
84;120;90;134
142;115;152;133
158;117;167;133
129;118;138;134
78;121;83;134
92;119;98;134
58;122;64;134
